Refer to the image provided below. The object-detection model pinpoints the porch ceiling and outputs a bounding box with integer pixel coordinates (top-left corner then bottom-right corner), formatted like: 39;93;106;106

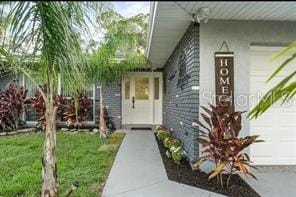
146;1;296;68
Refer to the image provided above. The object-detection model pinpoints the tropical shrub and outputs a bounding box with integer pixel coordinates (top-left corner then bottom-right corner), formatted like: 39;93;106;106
163;137;186;164
4;83;28;129
164;138;186;165
26;87;46;129
163;137;181;149
26;84;65;130
0;82;27;131
64;99;77;127
156;126;186;165
156;126;172;141
170;146;186;165
192;104;263;188
27;86;92;129
63;92;92;128
0;95;9;130
0;91;12;131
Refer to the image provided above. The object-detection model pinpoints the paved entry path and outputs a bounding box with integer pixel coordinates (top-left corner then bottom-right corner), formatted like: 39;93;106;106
102;130;223;197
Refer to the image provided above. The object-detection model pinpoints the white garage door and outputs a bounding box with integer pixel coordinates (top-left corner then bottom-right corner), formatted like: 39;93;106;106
250;46;296;165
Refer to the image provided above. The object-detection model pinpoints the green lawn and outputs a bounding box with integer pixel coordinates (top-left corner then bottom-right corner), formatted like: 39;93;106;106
0;132;125;197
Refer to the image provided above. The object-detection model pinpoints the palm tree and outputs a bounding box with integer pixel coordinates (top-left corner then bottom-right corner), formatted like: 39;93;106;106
0;2;98;196
249;42;296;119
87;10;149;138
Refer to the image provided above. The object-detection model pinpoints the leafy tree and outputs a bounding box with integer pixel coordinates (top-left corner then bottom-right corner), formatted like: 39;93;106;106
0;2;9;39
0;2;11;76
249;42;296;118
87;10;149;138
0;2;98;196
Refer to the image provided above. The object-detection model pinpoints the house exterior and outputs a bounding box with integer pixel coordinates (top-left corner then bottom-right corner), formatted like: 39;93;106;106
146;1;296;165
1;2;296;166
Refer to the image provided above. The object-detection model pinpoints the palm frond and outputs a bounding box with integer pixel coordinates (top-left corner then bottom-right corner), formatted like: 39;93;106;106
1;2;100;98
267;52;296;82
249;71;296;119
271;41;296;61
249;40;296;119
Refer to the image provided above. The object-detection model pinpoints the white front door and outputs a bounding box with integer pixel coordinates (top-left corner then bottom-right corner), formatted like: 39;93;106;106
250;46;296;165
122;72;162;125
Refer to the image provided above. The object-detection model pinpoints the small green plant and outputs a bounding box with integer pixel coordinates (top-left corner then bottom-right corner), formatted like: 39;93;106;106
156;127;172;141
163;137;181;149
157;126;186;165
163;138;186;164
156;125;166;132
166;150;171;158
170;146;186;165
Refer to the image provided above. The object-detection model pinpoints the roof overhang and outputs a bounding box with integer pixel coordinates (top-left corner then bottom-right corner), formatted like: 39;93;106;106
146;1;296;67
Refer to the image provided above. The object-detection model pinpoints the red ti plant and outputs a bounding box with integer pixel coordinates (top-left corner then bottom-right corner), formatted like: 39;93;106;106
26;84;65;130
5;83;28;129
63;91;92;129
192;103;263;188
0;90;11;131
26;86;46;129
0;82;27;131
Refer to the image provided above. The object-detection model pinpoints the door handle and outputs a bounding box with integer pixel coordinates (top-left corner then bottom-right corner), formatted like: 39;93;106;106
132;97;135;108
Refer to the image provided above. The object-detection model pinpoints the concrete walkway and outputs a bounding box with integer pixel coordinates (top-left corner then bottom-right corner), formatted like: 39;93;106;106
102;130;224;197
243;167;296;197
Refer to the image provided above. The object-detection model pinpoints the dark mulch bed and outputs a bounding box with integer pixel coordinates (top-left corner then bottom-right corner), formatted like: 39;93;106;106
155;133;260;197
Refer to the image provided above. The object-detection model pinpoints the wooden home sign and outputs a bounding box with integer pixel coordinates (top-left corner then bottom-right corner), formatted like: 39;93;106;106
214;51;234;113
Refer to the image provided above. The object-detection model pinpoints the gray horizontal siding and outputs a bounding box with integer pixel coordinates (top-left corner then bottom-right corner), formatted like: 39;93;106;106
163;23;200;163
94;84;122;129
0;74;18;90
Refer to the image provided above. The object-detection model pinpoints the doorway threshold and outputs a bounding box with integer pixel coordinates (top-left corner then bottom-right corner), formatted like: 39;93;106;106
122;124;157;130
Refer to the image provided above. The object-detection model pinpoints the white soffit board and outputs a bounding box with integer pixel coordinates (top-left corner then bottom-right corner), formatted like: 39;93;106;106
147;1;296;67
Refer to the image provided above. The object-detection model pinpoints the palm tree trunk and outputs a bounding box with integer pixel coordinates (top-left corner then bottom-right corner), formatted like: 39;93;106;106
99;85;107;138
12;112;19;130
41;101;58;197
14;117;19;130
74;96;79;129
